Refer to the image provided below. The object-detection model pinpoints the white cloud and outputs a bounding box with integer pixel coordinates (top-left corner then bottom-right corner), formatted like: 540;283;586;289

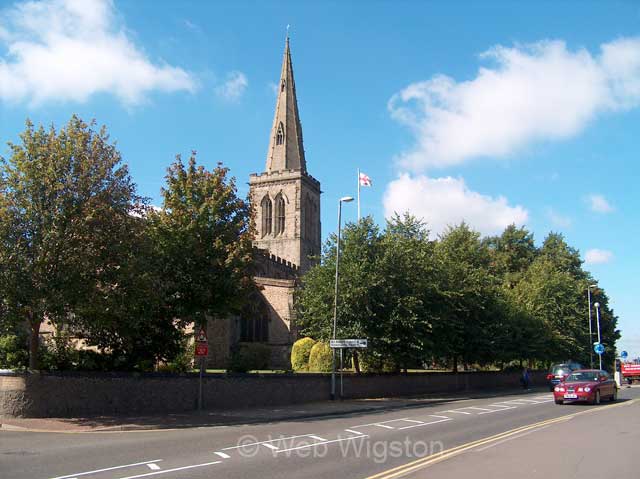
383;174;528;238
547;208;572;229
587;194;614;213
584;248;614;265
0;0;196;106
389;37;640;171
215;71;248;101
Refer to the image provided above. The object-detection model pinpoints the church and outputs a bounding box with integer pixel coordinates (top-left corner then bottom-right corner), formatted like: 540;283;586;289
205;38;322;369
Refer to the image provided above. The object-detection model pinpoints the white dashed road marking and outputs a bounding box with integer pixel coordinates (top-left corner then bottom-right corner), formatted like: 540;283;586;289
49;460;164;479
345;429;363;435
262;443;279;450
398;418;452;430
309;435;327;441
446;409;472;415
374;424;395;429
429;415;451;419
214;452;231;459
274;435;369;454
221;434;312;451
118;461;221;479
146;464;161;471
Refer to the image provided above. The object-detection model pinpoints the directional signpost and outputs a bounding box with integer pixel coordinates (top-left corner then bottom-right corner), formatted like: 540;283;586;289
329;339;367;399
330;339;368;349
195;325;208;411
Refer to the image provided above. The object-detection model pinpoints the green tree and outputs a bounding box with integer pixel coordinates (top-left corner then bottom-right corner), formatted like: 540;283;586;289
150;152;253;331
374;214;438;370
434;223;498;370
485;224;537;288
0;117;143;369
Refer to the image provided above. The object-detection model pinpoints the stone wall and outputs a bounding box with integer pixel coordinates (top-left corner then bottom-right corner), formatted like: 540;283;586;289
0;370;548;418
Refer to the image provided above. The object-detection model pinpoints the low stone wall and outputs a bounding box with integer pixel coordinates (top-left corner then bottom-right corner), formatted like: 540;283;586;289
0;370;547;418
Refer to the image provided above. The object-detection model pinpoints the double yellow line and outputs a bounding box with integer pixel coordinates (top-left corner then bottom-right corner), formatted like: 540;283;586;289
365;398;638;479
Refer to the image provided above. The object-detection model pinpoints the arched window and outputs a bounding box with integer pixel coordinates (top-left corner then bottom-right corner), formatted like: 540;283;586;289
275;194;285;235
276;122;284;145
261;195;272;236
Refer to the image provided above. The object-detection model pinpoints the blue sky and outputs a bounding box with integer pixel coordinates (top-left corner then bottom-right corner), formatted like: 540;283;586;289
1;0;638;358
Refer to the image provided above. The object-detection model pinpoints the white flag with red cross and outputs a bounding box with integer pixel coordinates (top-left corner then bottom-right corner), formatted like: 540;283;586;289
359;172;372;187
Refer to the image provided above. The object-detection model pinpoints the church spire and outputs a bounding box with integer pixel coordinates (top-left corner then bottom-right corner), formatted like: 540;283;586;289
265;36;307;173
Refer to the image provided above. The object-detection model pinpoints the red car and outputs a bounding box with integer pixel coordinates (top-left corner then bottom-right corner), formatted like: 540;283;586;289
553;369;618;405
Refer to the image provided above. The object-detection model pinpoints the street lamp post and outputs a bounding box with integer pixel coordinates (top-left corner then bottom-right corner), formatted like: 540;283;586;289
331;196;353;400
594;301;602;370
587;284;597;369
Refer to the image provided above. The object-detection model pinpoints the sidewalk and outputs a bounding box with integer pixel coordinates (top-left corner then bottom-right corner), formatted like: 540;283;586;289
0;386;547;433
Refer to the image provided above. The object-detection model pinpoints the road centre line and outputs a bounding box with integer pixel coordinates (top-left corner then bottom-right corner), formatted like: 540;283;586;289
274;435;369;454
374;424;395;429
397;418;452;430
214;452;231;459
49;460;164;479
354;417;411;428
445;409;472;415
478;407;516;415
118;461;221;479
364;398;639;479
429;415;451;419
221;433;314;450
401;419;425;424
463;407;495;412
474;425;551;452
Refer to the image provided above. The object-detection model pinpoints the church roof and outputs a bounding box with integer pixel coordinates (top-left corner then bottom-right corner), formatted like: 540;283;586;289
265;37;307;174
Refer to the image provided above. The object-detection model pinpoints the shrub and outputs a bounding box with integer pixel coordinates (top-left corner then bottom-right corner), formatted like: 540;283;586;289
308;342;333;372
0;334;29;369
227;343;271;372
291;337;316;372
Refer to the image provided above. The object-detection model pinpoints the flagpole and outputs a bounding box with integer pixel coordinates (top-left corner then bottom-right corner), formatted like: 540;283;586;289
357;168;361;221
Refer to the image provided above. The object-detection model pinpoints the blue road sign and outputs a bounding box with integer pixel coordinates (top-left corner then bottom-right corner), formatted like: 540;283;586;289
594;343;605;355
621;350;628;359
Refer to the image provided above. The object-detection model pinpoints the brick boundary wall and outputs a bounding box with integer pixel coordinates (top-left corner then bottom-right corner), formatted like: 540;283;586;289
0;370;547;418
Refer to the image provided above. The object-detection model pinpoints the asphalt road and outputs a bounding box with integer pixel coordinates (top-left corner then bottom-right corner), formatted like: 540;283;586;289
2;386;638;479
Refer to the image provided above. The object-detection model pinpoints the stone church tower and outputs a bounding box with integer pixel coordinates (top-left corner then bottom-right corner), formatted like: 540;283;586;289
205;38;321;369
249;37;321;273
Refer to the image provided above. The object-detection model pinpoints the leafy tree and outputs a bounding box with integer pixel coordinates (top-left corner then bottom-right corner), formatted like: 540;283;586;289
374;214;437;370
485;224;537;288
296;217;383;344
433;223;498;371
150;152;253;331
0;116;144;369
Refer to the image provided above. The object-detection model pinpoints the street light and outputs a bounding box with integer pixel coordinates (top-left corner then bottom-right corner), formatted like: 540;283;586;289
587;284;597;368
331;196;354;400
594;301;602;370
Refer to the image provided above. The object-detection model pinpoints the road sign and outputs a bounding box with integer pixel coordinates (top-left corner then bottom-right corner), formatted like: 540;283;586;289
330;339;368;348
195;342;209;357
594;343;605;355
621;350;628;359
196;326;208;343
